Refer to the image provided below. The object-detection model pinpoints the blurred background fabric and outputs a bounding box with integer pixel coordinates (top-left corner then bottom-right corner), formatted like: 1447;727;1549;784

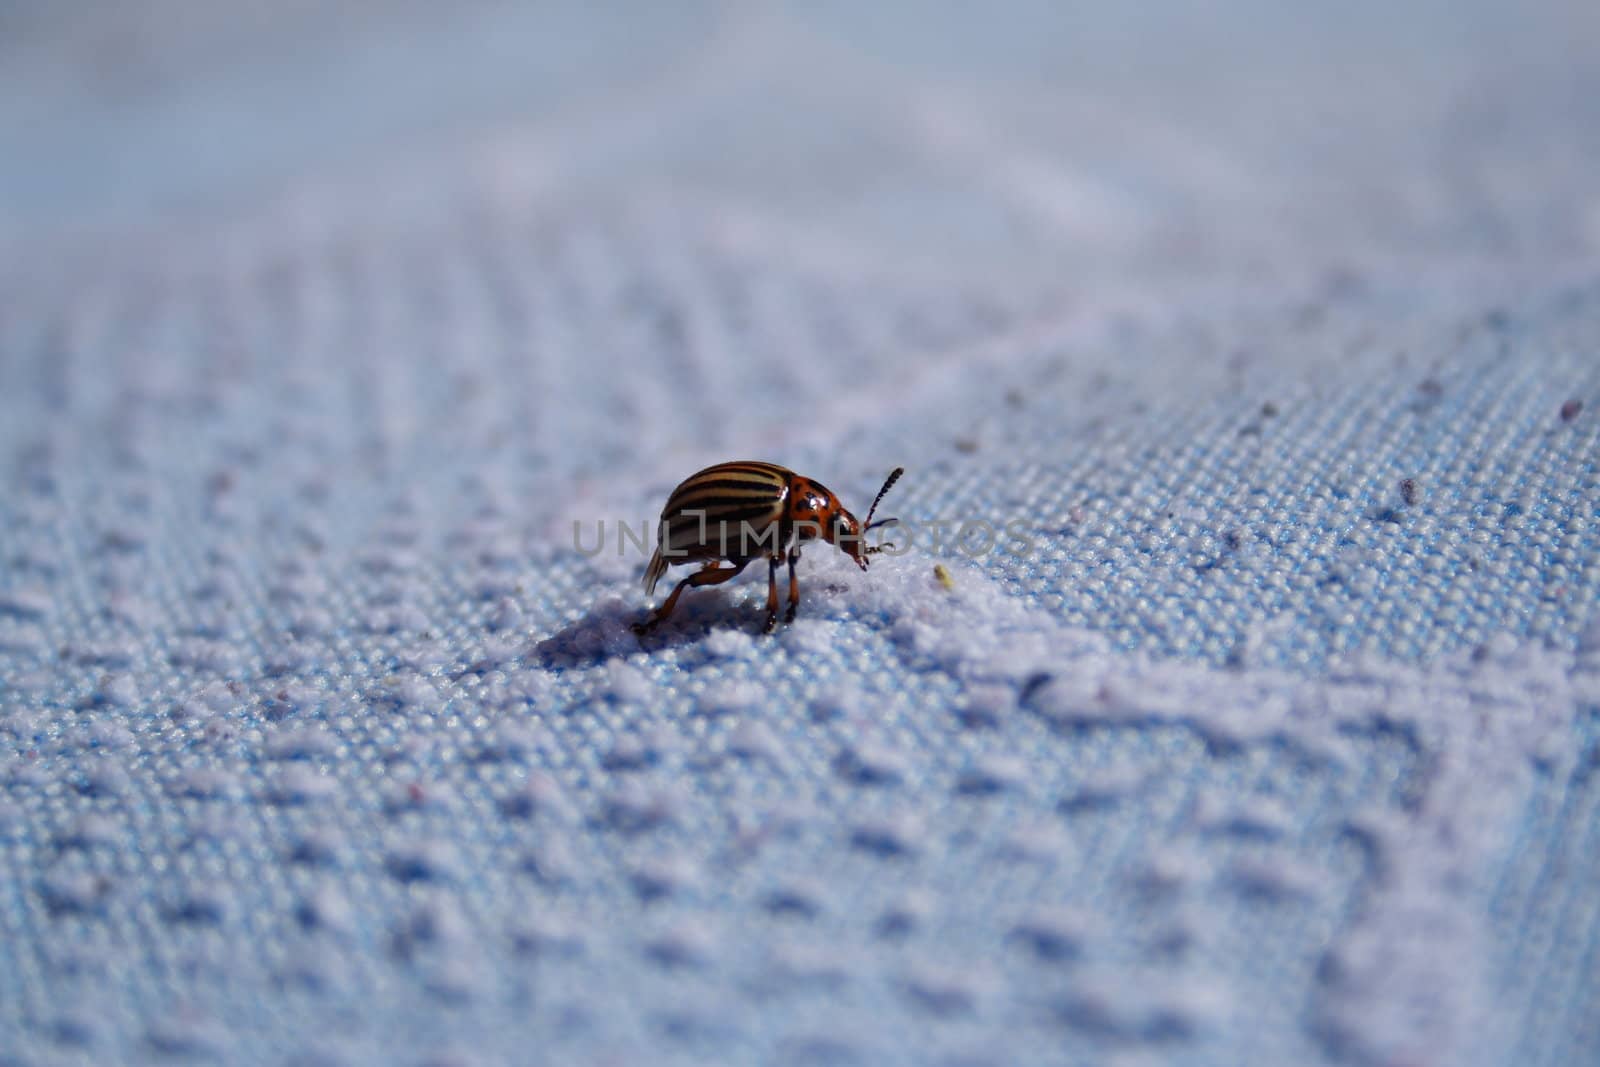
2;3;1599;1065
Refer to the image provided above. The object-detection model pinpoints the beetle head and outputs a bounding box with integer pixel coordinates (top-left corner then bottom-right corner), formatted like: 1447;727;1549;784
836;466;903;570
832;511;867;569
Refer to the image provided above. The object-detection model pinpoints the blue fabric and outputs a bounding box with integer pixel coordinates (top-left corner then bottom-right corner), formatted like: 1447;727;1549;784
3;3;1600;1065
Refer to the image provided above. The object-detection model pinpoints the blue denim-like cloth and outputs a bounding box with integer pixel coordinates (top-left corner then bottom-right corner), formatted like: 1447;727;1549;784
3;3;1600;1065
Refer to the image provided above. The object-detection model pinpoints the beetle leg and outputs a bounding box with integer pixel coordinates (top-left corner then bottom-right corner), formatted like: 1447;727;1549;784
763;555;781;634
633;559;750;635
785;545;802;624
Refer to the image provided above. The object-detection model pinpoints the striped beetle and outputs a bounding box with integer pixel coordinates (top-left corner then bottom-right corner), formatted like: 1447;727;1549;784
633;462;903;635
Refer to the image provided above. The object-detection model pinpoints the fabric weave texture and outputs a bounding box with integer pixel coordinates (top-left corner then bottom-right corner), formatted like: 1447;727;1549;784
2;3;1599;1065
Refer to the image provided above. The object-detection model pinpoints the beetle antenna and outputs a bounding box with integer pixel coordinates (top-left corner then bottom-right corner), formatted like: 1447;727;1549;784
863;467;904;531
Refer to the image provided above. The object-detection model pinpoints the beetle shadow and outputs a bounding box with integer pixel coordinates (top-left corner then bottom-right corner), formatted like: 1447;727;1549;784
531;595;769;670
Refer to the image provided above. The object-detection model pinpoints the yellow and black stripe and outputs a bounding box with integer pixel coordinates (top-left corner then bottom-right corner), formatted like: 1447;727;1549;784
643;461;793;593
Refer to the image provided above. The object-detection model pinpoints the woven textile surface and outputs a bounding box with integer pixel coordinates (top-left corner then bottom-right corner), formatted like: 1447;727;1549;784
3;3;1600;1065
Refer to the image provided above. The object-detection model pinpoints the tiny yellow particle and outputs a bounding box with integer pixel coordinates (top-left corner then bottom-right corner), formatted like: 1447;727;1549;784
933;563;955;591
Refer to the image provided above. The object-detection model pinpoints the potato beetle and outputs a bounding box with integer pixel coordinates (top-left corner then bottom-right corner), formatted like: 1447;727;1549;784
633;462;903;634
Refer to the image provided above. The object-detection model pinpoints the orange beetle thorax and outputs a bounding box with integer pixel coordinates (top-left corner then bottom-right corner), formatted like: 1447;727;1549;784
784;478;835;538
786;477;867;566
